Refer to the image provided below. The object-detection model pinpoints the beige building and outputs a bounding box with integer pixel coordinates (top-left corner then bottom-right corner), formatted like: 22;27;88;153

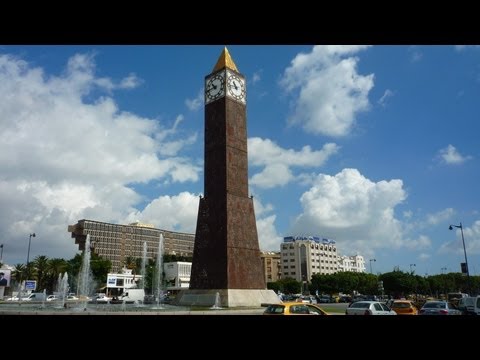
260;251;281;283
280;236;338;282
68;219;194;272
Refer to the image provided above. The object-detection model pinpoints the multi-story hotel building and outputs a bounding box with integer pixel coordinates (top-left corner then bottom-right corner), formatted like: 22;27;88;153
280;236;338;282
68;219;194;272
337;255;366;273
260;251;281;283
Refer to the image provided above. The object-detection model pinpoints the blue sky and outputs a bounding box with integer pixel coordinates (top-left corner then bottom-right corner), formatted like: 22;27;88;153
1;45;479;276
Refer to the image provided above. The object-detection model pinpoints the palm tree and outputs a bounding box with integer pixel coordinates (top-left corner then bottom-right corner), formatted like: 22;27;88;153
13;263;25;286
46;258;68;293
33;255;49;290
124;256;136;271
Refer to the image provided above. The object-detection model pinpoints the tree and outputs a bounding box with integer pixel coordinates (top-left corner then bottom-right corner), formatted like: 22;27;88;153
33;255;49;291
124;256;136;270
13;263;25;285
90;252;111;285
270;278;302;294
46;258;68;294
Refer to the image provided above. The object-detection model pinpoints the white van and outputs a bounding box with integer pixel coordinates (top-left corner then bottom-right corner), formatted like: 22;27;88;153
458;296;480;315
119;289;145;304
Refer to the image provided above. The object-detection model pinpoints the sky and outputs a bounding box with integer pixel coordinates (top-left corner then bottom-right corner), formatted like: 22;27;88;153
1;45;480;276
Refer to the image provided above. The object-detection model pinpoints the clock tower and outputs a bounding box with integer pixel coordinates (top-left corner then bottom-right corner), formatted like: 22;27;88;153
176;47;280;307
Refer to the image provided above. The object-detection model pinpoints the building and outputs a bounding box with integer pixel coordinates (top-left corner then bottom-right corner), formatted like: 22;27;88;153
337;255;366;273
106;267;142;296
164;261;192;291
68;219;194;272
280;236;339;282
260;252;281;283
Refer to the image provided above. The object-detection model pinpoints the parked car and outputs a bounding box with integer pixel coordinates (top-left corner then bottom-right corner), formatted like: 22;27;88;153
419;301;462;315
89;293;112;303
390;300;418;315
46;295;60;301
345;301;397;315
264;302;328;315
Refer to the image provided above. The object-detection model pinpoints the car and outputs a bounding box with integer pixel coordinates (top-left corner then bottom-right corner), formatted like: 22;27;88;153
390;300;418;315
89;293;112;303
345;301;397;315
263;302;329;315
419;301;462;315
46;295;60;301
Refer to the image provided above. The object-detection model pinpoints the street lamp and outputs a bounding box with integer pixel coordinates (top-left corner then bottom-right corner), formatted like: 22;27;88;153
449;222;471;294
26;233;35;279
369;258;376;274
410;263;416;273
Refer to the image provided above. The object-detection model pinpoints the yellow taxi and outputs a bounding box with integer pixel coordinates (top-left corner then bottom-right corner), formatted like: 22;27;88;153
390;300;418;315
263;302;329;315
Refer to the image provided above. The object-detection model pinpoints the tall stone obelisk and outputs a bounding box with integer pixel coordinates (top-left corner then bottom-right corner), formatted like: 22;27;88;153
176;47;280;307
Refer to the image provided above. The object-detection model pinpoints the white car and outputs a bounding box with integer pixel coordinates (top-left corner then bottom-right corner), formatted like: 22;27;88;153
345;301;397;315
46;295;60;301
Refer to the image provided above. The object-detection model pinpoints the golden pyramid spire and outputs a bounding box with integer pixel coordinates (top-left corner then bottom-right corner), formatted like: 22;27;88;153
212;47;238;72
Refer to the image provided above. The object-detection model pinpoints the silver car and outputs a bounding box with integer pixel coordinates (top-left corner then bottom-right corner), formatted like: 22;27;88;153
345;301;397;315
419;301;462;315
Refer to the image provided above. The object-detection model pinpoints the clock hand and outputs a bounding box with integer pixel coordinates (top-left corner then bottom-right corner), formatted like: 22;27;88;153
233;81;238;90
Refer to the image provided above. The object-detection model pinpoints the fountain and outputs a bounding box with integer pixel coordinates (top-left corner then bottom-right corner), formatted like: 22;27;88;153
153;233;164;309
40;289;46;309
210;292;222;309
78;234;92;306
59;272;69;309
140;241;147;291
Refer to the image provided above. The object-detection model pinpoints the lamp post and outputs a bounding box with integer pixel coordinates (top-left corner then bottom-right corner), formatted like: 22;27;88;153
410;263;416;273
449;222;471;294
0;244;3;263
26;233;35;279
369;258;376;274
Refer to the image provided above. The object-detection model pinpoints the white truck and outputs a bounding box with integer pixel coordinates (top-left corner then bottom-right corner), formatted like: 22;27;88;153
21;292;47;301
119;289;145;304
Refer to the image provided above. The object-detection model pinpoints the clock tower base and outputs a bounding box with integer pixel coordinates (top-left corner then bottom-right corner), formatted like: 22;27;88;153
175;288;281;308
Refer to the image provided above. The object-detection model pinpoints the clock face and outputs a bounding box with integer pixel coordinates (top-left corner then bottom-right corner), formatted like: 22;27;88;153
205;72;225;103
227;73;246;102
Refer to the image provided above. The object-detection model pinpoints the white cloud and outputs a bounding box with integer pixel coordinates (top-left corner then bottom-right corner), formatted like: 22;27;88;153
408;46;423;62
119;73;142;89
439;220;480;255
418;253;430;261
290;168;431;254
124;192;200;233
426;208;454;225
256;214;283;251
403;235;432;250
280;45;374;137
250;194;283;251
0;52;201;263
437;144;472;165
185;88;203;111
248;137;340;189
454;45;480;51
251;71;261;84
378;89;394;107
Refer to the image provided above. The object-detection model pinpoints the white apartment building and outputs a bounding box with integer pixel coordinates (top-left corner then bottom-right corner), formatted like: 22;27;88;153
337;255;366;273
280;236;338;282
